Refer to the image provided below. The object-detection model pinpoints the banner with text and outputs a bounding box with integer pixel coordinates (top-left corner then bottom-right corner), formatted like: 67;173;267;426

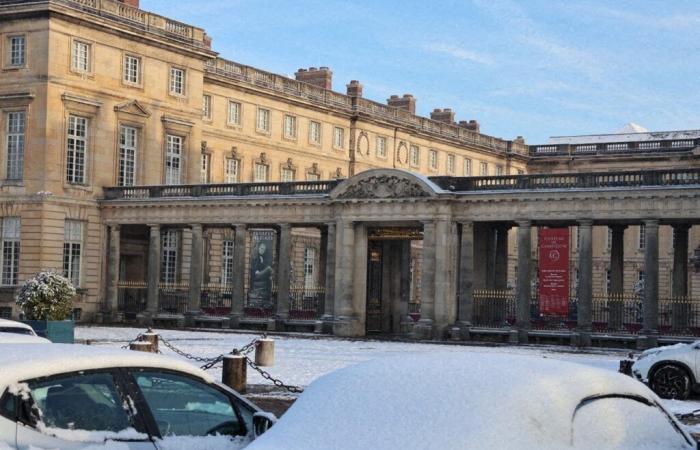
538;227;570;316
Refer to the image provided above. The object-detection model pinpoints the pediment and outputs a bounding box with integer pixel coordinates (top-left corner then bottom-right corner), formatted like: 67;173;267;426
114;100;151;118
330;169;440;200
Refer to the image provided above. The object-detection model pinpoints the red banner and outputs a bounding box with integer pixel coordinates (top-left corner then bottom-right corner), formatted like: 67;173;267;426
538;228;570;316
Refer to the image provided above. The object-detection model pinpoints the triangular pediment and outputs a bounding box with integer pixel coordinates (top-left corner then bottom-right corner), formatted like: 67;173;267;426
114;100;151;118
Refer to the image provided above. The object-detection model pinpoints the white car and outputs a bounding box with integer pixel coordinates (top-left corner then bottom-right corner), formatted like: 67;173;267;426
0;332;50;344
0;319;40;337
0;344;274;449
248;352;695;450
631;341;700;400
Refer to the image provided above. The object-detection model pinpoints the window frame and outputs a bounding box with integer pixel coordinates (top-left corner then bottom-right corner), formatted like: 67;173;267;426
283;114;297;140
428;149;438;171
63;220;84;287
66;114;89;185
1;216;20;287
463;157;472;176
117;124;138;187
5;109;25;181
253;162;269;182
225;157;240;183
308;120;321;146
333;127;345;150
479;161;488;176
122;53;141;87
7;34;26;68
256;107;270;134
202;94;212;121
168;66;186;96
409;145;420;167
160;229;180;285
200;152;211;184
164;134;183;185
281;167;295;182
446;153;455;174
227;100;242;127
221;239;234;287
70;38;92;75
376;136;387;159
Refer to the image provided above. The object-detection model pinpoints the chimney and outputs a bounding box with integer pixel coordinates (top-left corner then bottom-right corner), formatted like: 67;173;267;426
346;80;363;97
458;120;480;133
430;108;456;124
387;94;416;114
295;66;333;90
117;0;139;7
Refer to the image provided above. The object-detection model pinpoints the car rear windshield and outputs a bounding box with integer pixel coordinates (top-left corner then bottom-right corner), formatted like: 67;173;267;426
0;327;32;335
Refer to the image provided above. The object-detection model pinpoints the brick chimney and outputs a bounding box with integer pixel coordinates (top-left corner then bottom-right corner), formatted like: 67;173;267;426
295;66;333;90
458;120;480;133
117;0;139;7
346;80;363;97
430;108;456;124
387;94;416;114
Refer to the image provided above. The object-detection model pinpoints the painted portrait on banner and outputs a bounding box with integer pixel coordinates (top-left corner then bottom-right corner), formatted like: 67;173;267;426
249;230;275;308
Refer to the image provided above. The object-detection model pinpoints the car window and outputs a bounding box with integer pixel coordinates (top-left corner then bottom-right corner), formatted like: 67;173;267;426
0;327;33;335
26;372;134;434
133;371;245;438
572;396;693;449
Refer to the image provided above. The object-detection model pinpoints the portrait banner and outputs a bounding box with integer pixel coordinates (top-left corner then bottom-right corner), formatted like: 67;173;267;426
538;227;570;316
249;229;275;308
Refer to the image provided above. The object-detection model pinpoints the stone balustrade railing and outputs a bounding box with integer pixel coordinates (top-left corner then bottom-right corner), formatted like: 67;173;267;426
530;139;700;156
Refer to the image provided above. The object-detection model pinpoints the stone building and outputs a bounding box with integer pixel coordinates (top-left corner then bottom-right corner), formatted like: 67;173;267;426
0;0;698;345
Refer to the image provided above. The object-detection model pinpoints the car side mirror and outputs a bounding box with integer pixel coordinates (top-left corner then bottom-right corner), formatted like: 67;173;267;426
253;411;277;438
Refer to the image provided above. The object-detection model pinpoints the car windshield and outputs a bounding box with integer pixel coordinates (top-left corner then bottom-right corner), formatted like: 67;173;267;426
0;327;33;335
572;395;693;449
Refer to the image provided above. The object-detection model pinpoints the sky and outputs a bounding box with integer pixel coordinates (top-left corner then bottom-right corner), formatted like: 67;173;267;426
141;0;700;143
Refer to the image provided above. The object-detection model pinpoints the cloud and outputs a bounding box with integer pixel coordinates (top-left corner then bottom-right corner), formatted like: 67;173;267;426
422;43;494;65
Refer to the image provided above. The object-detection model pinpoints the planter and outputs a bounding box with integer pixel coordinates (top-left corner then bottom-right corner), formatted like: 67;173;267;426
22;320;74;343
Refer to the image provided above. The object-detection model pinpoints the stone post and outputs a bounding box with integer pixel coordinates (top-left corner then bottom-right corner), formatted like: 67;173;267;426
672;224;690;331
457;221;474;339
415;220;436;340
185;224;203;326
106;224;121;322
642;219;659;347
140;224;160;324
514;220;532;343
229;224;247;328
577;220;593;346
272;223;292;330
318;223;336;333
608;225;626;329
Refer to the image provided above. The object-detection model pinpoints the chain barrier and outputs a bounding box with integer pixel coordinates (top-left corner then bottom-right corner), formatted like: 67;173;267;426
120;333;146;349
245;355;304;394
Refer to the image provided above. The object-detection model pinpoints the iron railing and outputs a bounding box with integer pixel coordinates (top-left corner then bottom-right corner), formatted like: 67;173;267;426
289;286;325;320
158;282;189;314
200;284;232;316
117;281;147;320
530;138;699;156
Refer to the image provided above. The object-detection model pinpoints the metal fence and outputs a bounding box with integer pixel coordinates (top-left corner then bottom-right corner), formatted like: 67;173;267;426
117;281;147;320
289;286;325;320
158;282;189;314
473;290;516;327
200;284;232;316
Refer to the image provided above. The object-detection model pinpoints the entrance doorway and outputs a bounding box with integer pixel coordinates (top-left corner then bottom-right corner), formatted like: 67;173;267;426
365;227;422;334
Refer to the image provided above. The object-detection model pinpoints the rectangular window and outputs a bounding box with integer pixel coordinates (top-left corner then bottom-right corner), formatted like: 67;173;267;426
283;115;297;139
228;101;241;126
639;224;646;249
6;111;25;180
169;67;185;95
71;40;90;72
66;115;88;184
410;145;420;166
118;125;137;187
479;161;488;176
200;153;210;184
164;134;182;185
225;158;239;183
307;172;320;181
428;150;438;170
446;154;455;174
496;165;505;176
63;220;83;287
309;121;321;145
256;108;270;132
160;229;179;284
123;54;140;84
9;35;25;67
202;94;212;120
464;158;472;176
1;217;20;286
254;163;268;182
281;168;295;182
221;239;234;287
333;127;344;149
303;247;316;290
376;136;387;158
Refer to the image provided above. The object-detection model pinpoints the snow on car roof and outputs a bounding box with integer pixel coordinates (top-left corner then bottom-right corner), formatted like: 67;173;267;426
0;344;213;392
0;332;50;344
0;318;34;331
248;352;689;450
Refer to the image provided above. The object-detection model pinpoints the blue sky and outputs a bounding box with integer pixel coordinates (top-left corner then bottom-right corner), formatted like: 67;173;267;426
142;0;700;143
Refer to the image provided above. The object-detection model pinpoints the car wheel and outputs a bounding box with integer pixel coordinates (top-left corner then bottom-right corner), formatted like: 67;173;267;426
650;364;691;400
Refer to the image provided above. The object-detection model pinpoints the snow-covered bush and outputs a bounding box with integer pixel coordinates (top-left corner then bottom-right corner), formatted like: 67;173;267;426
15;271;76;321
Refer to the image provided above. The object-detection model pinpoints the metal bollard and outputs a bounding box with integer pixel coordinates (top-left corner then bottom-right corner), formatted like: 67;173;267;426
130;341;154;353
222;353;247;393
142;328;159;353
255;338;275;367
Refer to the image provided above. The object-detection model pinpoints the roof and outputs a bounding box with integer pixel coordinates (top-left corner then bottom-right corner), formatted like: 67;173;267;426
249;352;690;450
0;344;212;391
0;319;34;332
547;128;700;145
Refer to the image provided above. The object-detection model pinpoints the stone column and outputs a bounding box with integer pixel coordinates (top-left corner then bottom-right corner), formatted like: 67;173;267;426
272;223;292;330
334;221;360;336
608;225;626;329
185;224;203;326
141;224;160;324
457;221;474;338
577;221;593;346
642;220;660;345
106;224;121;322
514;220;532;343
415;220;436;340
229;225;248;328
494;225;509;290
672;224;691;331
318;223;336;333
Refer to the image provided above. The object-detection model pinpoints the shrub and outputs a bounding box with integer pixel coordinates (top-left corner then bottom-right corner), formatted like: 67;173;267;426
15;271;76;321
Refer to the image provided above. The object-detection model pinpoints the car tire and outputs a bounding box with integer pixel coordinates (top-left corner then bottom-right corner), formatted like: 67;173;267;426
650;364;691;400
